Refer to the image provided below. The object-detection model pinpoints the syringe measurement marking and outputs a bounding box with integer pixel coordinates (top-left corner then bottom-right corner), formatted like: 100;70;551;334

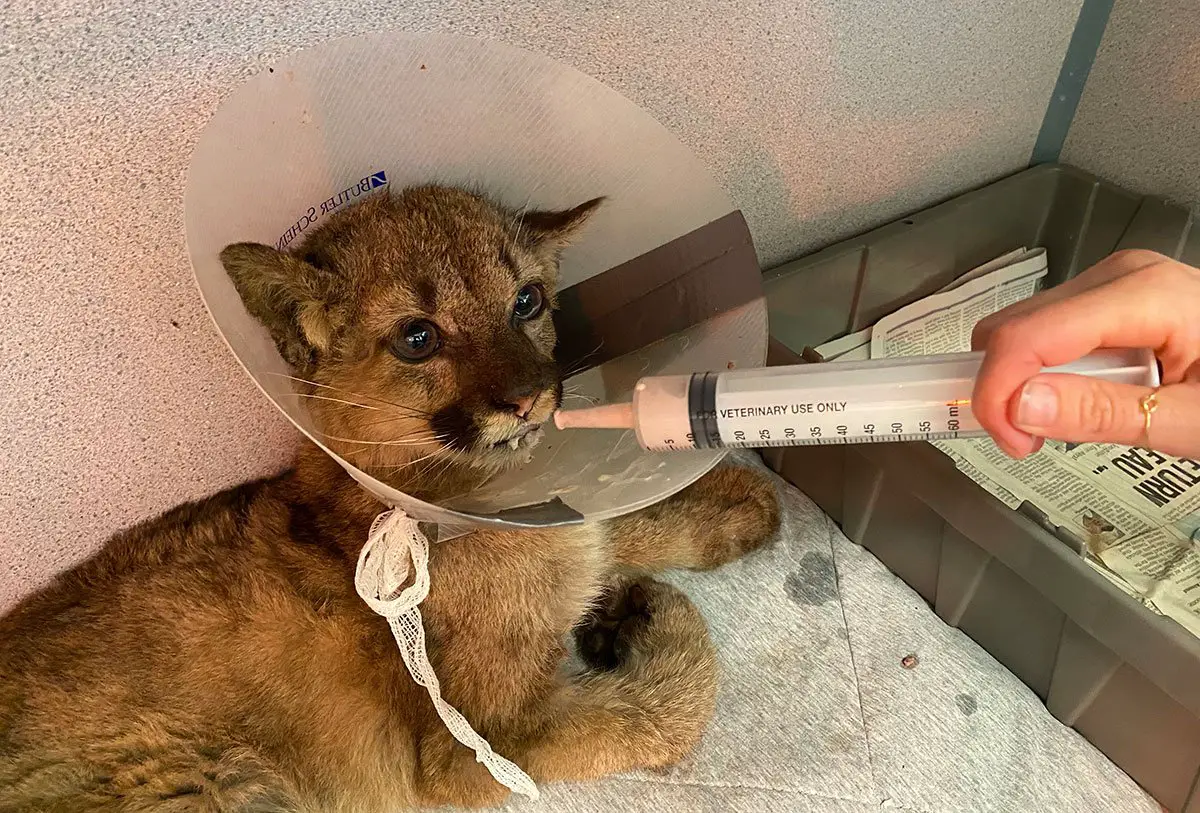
731;416;959;439
713;402;967;448
729;430;965;448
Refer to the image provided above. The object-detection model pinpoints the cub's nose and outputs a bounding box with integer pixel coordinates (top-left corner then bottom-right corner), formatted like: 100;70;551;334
496;386;542;420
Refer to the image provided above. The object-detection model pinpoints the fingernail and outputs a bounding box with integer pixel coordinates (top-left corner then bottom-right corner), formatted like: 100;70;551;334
1017;380;1058;429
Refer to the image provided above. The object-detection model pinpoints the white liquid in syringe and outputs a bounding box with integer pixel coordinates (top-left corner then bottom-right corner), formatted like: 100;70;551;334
553;349;1160;451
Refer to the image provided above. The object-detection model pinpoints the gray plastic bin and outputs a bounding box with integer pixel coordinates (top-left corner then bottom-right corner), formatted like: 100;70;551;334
761;163;1200;812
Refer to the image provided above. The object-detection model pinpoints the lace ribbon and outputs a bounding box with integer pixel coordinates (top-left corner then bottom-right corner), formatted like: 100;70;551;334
353;508;540;800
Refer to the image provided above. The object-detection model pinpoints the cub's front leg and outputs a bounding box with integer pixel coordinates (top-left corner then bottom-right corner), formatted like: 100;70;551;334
412;577;718;809
606;461;781;572
517;576;719;783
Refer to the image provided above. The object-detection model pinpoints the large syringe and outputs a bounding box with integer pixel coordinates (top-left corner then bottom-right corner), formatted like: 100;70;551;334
552;348;1160;451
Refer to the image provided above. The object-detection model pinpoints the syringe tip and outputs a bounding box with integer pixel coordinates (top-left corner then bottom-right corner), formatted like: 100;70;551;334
553;402;635;431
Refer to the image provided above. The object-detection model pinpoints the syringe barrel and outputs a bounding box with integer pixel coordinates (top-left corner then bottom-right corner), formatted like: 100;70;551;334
628;348;1160;451
629;373;695;450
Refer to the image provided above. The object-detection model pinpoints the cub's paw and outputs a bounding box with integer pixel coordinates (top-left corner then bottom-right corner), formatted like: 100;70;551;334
616;578;717;767
574;578;714;670
574;578;718;769
676;465;782;569
574;578;653;671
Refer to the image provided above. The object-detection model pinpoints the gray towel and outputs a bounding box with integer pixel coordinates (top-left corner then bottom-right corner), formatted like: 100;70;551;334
475;451;1159;812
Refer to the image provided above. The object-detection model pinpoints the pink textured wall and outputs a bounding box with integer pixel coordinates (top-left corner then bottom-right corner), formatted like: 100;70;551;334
0;93;300;610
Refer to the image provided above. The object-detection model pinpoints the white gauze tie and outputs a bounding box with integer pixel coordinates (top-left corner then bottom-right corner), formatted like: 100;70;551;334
352;508;540;800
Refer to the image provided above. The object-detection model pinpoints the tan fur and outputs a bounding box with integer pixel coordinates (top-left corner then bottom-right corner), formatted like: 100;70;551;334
0;185;780;812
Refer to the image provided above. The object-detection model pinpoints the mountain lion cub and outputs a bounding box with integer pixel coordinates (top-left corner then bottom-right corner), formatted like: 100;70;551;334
0;185;780;812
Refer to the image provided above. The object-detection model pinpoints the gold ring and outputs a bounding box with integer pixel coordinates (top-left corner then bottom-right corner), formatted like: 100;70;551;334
1139;389;1160;445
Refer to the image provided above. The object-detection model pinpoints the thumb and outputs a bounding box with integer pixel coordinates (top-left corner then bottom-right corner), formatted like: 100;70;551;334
1011;374;1200;457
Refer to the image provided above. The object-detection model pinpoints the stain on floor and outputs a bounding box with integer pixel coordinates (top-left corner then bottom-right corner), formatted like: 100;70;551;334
784;550;838;606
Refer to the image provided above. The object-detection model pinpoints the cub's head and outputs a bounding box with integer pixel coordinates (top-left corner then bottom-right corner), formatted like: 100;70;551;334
219;184;602;487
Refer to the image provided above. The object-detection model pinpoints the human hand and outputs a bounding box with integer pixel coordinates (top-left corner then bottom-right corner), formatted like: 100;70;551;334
971;249;1200;459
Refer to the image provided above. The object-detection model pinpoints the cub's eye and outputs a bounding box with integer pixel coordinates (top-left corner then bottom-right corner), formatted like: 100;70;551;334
512;283;545;322
390;319;441;361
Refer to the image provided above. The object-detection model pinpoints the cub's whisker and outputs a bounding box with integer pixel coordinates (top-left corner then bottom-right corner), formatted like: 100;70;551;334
292;392;382;411
558;340;605;379
374;451;444;473
349;413;435;432
264;372;434;418
421;455;458;482
341;435;456;465
314;430;440;447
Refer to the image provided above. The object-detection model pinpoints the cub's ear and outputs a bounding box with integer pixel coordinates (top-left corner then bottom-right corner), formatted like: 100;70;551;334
518;196;605;260
219;243;343;370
